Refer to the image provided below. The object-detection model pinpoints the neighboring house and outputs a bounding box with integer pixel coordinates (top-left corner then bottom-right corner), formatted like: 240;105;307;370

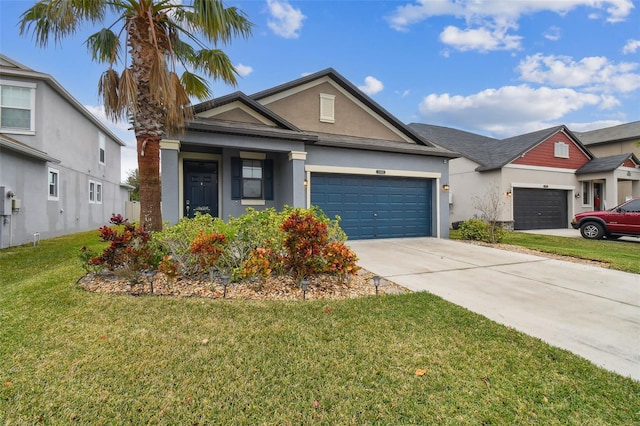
575;121;640;205
0;54;129;248
161;68;458;239
410;123;640;230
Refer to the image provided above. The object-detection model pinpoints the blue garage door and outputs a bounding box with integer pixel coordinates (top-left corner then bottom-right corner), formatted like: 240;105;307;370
311;173;432;240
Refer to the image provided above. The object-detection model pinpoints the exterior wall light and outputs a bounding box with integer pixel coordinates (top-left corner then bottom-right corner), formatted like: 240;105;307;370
442;184;450;191
575;193;581;199
505;190;512;197
303;179;309;187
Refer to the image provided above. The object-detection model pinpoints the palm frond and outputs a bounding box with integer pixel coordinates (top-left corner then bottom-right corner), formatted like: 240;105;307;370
148;53;174;104
118;68;138;115
98;68;122;121
19;0;107;47
85;28;121;64
190;0;253;45
180;71;211;101
193;49;238;86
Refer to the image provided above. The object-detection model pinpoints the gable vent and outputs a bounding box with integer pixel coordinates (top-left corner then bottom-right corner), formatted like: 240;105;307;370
319;93;335;123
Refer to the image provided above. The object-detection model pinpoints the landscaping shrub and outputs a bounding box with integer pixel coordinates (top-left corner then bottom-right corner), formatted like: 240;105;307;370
281;209;328;280
323;241;361;280
189;231;227;280
153;213;233;275
459;219;489;241
459;218;506;243
81;214;156;283
82;207;359;287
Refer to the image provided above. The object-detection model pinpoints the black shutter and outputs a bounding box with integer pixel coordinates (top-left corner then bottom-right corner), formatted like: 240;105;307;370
231;157;242;199
264;159;274;200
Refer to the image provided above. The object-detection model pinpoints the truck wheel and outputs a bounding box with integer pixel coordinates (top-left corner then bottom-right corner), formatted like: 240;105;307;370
580;222;604;239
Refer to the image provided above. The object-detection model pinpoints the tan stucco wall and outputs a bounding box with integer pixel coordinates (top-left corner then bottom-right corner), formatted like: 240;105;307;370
213;108;265;124
586;140;639;157
261;81;408;142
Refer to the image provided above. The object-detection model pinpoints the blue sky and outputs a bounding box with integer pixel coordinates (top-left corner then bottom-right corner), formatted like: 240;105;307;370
1;0;639;179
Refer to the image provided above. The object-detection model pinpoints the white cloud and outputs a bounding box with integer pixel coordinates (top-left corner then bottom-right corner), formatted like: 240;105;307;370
266;0;306;39
387;0;633;51
543;26;561;41
235;63;253;77
418;85;608;137
358;76;384;95
517;53;640;93
623;39;640;54
439;25;522;52
567;120;624;132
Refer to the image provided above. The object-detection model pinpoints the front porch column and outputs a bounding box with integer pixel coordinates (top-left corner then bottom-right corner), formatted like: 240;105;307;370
604;177;618;210
160;139;181;225
289;151;307;208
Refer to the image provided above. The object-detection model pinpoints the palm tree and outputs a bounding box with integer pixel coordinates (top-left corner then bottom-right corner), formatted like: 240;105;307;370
19;0;252;231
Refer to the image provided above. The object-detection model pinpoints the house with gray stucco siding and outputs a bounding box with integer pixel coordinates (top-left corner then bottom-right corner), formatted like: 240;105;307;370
161;68;458;239
0;54;129;248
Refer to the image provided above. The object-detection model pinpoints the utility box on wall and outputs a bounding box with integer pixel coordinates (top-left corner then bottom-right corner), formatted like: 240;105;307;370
0;186;10;216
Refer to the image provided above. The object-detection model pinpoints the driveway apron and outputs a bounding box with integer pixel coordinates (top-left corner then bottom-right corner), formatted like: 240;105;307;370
348;237;640;381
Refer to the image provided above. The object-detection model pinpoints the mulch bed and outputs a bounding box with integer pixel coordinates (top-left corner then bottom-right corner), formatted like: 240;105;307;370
77;268;409;301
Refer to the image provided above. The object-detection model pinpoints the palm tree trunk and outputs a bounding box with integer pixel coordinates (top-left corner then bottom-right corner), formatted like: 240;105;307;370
137;134;162;231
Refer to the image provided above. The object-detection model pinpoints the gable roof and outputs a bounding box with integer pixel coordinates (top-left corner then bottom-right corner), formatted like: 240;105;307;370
0;54;126;147
188;68;458;158
576;153;640;174
575;121;640;146
409;123;591;171
252;68;437;148
192;91;303;132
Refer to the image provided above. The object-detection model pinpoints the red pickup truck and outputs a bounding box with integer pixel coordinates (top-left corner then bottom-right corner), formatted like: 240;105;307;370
571;198;640;239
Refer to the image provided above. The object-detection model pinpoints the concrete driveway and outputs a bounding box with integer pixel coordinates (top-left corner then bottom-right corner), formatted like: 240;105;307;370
348;237;640;381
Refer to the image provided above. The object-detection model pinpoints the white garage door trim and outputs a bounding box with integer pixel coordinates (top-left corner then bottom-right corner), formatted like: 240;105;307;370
305;164;443;238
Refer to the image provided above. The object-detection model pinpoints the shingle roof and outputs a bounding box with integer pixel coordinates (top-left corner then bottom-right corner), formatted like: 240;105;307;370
0;134;60;163
576;153;640;174
311;132;459;158
575;121;640;146
409;123;588;171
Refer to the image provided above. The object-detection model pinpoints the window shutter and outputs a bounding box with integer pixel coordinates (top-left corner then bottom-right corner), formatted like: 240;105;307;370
231;157;242;199
264;159;274;200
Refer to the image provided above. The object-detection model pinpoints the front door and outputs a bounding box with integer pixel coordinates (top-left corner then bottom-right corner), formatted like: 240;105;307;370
184;160;218;218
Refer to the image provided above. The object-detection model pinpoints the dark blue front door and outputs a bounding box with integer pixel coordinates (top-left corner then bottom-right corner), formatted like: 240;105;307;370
311;173;432;240
184;161;218;218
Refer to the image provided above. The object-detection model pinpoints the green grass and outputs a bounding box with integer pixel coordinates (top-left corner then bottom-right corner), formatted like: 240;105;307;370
451;230;640;274
1;232;639;424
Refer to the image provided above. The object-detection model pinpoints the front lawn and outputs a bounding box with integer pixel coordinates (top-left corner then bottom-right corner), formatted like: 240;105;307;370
1;232;638;424
451;230;640;274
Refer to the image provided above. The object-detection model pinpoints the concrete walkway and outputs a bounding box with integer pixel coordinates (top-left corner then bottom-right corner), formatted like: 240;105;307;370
348;237;640;381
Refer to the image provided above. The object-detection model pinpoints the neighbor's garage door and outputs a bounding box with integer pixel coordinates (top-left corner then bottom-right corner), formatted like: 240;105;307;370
310;173;432;240
513;188;568;230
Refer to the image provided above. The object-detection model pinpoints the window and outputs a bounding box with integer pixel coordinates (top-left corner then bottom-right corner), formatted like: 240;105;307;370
581;182;590;205
319;93;335;123
554;142;569;158
96;182;102;204
0;82;35;132
99;132;106;165
89;180;102;204
48;168;59;200
242;159;263;199
231;157;274;200
89;181;95;203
